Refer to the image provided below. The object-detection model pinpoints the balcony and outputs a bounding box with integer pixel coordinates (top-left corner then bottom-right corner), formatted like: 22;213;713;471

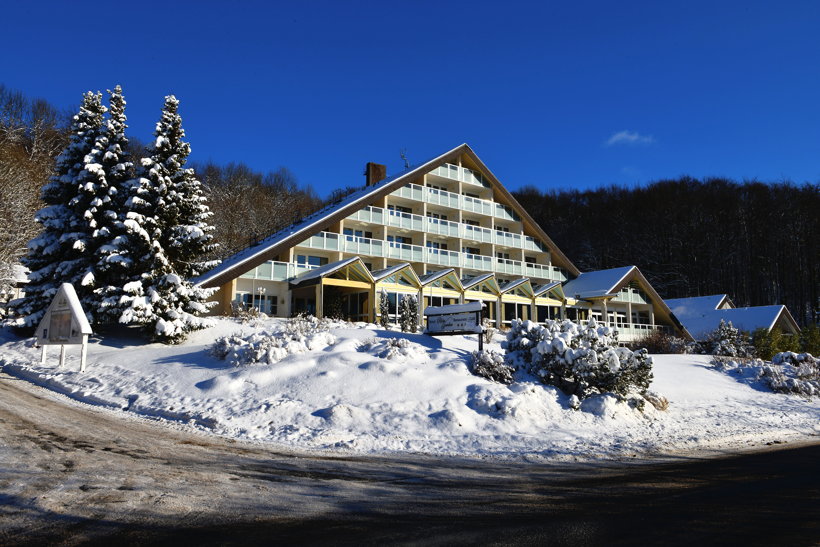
295;231;566;282
389;184;518;221
428;163;491;188
239;261;317;282
346;206;536;251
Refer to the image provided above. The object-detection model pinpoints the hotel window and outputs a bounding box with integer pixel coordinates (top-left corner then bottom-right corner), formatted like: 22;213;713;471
426;212;448;220
426;241;448;250
387;235;412;245
463;219;480;226
496;252;510;261
296;255;328;267
343;228;372;240
524;256;536;264
462;246;480;255
387;204;412;214
463;192;479;198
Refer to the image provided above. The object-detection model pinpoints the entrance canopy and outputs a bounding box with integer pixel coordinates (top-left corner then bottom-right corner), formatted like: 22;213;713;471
290;256;374;289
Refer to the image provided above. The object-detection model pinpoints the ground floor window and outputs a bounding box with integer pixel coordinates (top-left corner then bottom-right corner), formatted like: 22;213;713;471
423;296;457;309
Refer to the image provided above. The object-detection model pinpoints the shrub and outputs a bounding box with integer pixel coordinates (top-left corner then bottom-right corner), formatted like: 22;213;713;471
481;318;496;345
799;324;820;355
378;291;389;328
703;320;751;357
629;330;687;354
752;328;801;360
210;314;336;366
470;349;514;384
398;294;419;333
711;354;819;397
503;318;654;400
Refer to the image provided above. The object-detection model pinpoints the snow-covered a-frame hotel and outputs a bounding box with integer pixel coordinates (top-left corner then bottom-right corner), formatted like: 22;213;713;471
194;144;690;342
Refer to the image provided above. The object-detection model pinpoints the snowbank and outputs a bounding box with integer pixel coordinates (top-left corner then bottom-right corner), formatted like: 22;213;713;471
1;318;818;459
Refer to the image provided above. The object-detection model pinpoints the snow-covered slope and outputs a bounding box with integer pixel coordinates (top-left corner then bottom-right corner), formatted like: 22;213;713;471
1;319;817;459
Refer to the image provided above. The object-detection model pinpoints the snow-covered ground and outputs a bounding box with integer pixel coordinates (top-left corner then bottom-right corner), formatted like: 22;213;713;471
1;318;817;460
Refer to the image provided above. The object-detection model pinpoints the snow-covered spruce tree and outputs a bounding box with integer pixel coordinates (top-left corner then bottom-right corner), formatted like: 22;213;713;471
91;86;139;323
110;170;216;343
379;291;389;327
12;92;107;327
142;95;217;278
705;319;750;357
398;294;418;332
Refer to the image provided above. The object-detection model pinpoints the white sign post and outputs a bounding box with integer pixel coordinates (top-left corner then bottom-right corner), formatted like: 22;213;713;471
34;283;93;372
423;301;484;350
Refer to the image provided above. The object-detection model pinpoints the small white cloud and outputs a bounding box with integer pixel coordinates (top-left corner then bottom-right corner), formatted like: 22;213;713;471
605;130;655;147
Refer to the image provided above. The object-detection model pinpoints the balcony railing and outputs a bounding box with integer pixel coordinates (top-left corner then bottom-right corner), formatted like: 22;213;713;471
294;231;565;281
239;261;318;282
389;183;519;221
346;205;537;251
428;163;491;188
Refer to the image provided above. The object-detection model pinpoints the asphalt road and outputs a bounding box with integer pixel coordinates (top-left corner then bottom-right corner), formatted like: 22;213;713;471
0;372;818;546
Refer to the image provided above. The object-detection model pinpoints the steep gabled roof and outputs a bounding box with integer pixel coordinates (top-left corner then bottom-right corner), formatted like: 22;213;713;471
671;304;799;340
563;266;693;340
533;281;564;300
290;257;374;286
372;263;422;288
666;294;732;317
499;278;533;297
419;269;463;291
194;143;580;289
561;266;635;299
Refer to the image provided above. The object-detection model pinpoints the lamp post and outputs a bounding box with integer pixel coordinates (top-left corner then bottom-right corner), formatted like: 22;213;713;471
257;287;266;313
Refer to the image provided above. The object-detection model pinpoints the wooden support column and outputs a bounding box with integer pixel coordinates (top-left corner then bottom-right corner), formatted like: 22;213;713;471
315;283;324;318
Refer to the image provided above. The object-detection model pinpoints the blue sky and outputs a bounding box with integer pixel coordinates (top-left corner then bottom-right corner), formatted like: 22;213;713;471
3;0;819;196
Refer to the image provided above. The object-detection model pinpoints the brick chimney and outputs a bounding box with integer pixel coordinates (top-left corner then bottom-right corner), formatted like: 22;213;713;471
365;162;387;187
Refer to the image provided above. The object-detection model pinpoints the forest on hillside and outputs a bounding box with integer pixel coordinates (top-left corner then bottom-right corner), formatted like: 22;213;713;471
1;85;817;325
514;180;819;325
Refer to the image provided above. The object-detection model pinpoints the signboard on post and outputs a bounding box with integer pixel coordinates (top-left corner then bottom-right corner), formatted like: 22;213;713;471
34;283;93;372
423;301;484;350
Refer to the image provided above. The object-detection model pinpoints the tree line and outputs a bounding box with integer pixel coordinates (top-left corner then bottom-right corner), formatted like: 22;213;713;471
2;84;817;327
513;179;819;325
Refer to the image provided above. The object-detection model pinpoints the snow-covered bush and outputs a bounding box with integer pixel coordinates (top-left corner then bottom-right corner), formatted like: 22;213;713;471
503;318;653;401
359;337;428;361
712;354;819;397
210;315;336;366
398;294;419;333
378;291;389;328
481;318;496;345
702;320;751;357
470;349;513;384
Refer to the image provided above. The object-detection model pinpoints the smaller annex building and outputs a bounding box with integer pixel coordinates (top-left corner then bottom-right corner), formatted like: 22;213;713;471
665;294;800;340
194;144;691;342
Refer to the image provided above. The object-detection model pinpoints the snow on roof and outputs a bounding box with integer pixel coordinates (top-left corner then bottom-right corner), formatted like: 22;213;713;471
665;295;730;318
290;257;366;285
35;283;93;336
679;305;787;339
561;266;635;300
419;269;455;286
461;273;495;290
370;262;411;282
533;281;562;297
192;145;472;289
498;278;530;293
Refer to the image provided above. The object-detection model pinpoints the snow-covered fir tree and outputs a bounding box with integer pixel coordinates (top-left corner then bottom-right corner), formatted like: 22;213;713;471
141;95;217;278
100;94;216;342
92;86;138;323
379;291;390;327
13;92;107;327
399;294;418;332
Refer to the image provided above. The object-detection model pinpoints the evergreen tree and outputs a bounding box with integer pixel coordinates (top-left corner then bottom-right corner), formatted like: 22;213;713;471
13;92;107;327
142;95;217;278
93;86;138;323
399;294;418;332
379;291;389;327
